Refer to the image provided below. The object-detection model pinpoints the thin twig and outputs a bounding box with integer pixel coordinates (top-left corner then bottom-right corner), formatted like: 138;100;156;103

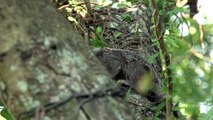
199;24;204;48
58;4;70;10
58;2;100;10
190;48;213;64
83;0;93;18
74;95;93;119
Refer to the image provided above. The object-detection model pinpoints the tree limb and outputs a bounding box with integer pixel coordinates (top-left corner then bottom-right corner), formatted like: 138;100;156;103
148;0;173;119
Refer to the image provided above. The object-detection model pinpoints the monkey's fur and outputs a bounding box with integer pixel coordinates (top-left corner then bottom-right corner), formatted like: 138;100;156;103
94;48;164;102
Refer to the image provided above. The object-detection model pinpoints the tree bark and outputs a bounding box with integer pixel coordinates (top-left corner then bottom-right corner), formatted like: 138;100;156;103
0;0;134;119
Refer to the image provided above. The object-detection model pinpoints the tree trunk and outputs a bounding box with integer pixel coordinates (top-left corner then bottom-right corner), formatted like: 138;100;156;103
0;0;134;119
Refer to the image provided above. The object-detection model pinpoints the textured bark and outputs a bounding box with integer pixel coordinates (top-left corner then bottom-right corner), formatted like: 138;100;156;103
0;0;134;119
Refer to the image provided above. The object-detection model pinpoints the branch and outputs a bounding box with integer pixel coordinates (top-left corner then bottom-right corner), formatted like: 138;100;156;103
83;0;93;18
18;86;122;120
199;24;204;48
148;0;173;119
190;48;213;64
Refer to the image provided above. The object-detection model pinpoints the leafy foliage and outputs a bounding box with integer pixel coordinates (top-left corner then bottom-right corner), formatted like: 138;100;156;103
91;0;213;119
89;26;108;48
0;103;13;120
161;2;213;119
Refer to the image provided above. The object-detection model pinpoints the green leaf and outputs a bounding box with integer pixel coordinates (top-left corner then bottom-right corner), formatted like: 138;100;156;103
164;35;180;48
89;37;108;48
151;42;159;47
94;5;101;10
96;26;102;34
121;14;132;22
125;88;131;101
117;3;129;8
154;117;161;120
156;102;165;112
1;107;13;120
114;31;122;38
173;106;180;111
147;52;159;64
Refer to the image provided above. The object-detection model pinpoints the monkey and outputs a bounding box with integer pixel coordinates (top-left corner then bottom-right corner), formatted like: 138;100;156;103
94;48;164;103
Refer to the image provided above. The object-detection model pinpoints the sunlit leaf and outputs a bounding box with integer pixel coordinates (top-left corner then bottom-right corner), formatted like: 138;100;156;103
67;16;78;24
96;26;103;34
0;107;13;120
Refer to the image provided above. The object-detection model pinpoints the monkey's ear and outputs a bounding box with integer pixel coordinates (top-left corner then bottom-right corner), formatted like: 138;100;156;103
92;47;102;55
